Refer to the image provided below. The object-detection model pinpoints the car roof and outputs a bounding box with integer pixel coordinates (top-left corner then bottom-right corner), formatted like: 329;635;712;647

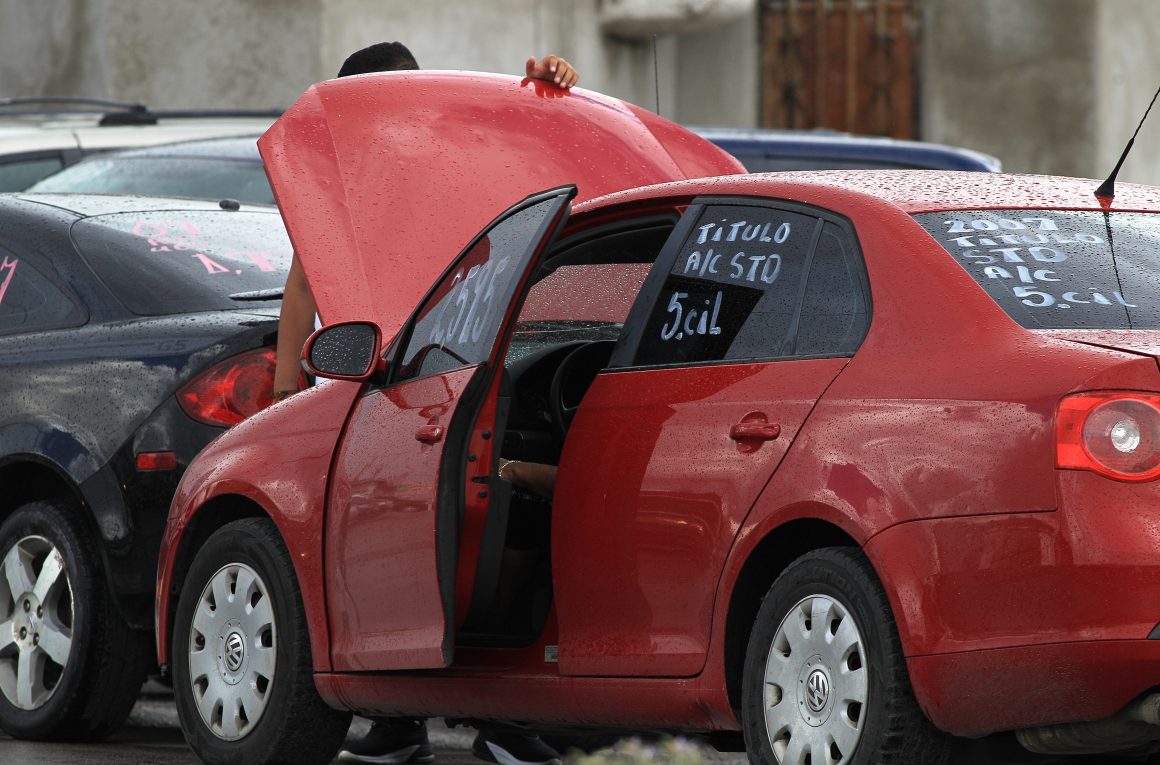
0;98;277;153
9;192;278;218
690;126;1002;172
574;169;1160;216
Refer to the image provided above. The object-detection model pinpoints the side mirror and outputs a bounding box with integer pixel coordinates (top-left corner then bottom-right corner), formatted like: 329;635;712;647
302;321;383;381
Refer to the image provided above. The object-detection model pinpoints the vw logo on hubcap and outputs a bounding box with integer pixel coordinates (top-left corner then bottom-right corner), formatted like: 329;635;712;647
805;668;829;713
224;632;245;672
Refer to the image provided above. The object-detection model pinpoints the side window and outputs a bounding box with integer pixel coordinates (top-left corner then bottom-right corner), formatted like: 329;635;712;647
795;222;869;356
0;251;86;334
631;204;819;366
396;194;568;382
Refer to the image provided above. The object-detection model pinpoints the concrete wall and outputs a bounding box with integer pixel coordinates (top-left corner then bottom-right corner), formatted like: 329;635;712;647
1094;0;1160;187
0;0;755;127
0;0;322;110
923;0;1160;184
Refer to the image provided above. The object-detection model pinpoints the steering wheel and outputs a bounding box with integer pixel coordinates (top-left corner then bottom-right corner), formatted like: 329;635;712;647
548;340;616;442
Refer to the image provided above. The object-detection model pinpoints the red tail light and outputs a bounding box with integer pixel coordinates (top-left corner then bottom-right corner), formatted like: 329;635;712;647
1057;392;1160;481
177;347;277;427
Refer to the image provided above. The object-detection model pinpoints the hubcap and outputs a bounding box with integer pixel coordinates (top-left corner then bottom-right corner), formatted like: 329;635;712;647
0;535;73;710
762;594;868;765
188;562;276;741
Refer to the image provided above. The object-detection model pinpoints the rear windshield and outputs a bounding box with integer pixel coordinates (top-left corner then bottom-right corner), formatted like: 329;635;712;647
29;157;275;205
72;210;291;315
914;210;1160;329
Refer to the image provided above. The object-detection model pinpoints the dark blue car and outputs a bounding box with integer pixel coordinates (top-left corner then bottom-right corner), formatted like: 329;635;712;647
691;126;1002;172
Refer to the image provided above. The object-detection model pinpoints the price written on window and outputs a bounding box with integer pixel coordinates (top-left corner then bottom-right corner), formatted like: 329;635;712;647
940;216;1135;309
131;219;288;276
429;255;512;347
0;256;16;307
660;217;792;342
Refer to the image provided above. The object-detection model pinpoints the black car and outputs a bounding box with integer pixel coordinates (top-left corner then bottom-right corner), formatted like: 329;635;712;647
0;193;290;740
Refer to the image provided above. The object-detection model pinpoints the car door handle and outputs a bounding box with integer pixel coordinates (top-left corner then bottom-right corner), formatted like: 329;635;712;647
415;425;444;444
729;422;780;441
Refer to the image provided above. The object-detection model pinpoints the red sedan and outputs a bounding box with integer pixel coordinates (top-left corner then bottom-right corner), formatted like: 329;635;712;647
156;71;1160;765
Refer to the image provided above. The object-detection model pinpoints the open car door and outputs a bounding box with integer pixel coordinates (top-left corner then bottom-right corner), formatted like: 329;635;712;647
324;188;573;670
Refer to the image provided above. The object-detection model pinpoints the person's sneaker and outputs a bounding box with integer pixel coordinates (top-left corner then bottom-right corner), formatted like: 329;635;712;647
338;719;436;764
472;728;562;765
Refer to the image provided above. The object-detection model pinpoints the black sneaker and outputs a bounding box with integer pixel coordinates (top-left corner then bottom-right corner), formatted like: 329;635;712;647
472;728;562;765
338;719;436;764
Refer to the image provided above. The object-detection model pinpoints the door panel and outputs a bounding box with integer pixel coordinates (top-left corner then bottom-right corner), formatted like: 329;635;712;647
553;357;846;676
324;188;575;671
326;366;481;671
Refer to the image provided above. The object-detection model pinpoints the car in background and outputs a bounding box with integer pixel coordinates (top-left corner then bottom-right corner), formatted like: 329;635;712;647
27;135;274;205
691;126;1001;172
0;97;278;191
19;123;998;212
158;72;1160;765
0;192;291;741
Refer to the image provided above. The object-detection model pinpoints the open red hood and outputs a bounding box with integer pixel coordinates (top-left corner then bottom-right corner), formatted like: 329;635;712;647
259;71;743;336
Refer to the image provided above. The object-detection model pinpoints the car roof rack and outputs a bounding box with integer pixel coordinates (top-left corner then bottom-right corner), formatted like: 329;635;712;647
0;97;282;126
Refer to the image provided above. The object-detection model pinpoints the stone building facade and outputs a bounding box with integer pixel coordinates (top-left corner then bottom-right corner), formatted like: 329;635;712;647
1;0;1158;183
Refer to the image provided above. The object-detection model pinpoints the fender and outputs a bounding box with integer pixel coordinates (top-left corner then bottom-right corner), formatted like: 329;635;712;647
0;419;130;544
157;378;362;672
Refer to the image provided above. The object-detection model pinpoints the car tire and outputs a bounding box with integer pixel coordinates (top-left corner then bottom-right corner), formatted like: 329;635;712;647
0;500;149;741
741;547;950;765
172;518;351;765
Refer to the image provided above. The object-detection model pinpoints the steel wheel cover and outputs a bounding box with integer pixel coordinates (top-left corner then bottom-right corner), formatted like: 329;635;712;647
762;594;868;765
188;562;276;741
0;535;74;710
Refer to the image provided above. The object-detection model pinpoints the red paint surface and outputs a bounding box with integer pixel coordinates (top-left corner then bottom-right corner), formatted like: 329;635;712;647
156;379;362;669
554;358;846;677
327;366;480;671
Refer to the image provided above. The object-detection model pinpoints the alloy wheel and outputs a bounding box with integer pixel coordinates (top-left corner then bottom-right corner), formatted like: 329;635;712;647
0;535;74;711
761;593;868;765
188;562;276;741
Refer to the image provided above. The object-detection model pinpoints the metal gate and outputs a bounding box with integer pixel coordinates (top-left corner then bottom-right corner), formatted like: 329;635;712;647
760;0;922;138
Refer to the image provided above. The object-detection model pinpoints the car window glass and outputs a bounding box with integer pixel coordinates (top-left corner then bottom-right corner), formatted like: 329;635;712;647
71;211;291;315
0;251;85;334
914;210;1160;329
398;195;566;382
29;157;276;205
795;222;868;355
631;205;817;366
0;156;65;191
507;263;650;365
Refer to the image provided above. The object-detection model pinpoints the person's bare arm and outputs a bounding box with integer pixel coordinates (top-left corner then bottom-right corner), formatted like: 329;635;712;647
498;458;558;498
525;55;579;88
272;255;317;400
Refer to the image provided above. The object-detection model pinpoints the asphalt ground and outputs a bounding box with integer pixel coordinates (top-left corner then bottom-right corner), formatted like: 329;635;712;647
2;689;1159;764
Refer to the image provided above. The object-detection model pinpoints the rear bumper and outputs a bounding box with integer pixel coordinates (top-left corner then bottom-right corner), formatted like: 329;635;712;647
907;640;1160;736
866;470;1160;735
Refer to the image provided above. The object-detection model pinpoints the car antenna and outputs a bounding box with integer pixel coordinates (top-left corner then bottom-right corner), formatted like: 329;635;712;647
1095;82;1160;200
652;34;662;116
